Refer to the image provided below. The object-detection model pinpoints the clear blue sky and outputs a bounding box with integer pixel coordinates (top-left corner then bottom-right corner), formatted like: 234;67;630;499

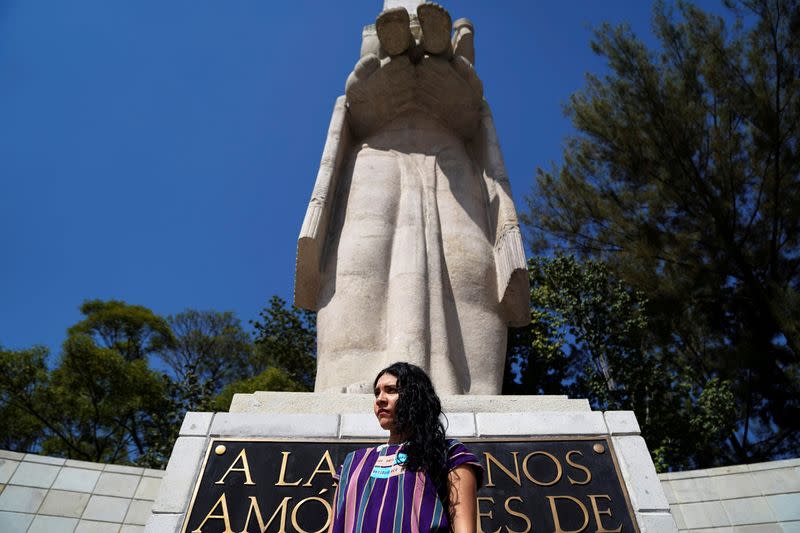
0;1;726;359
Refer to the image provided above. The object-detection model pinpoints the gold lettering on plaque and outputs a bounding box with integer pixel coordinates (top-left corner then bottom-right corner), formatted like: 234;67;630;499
546;495;589;533
302;450;336;487
503;496;532;533
587;495;622;533
276;451;303;486
191;493;233;533
290;496;333;533
239;495;290;533
476;496;501;533
215;449;255;486
522;451;563;487
565;450;592;485
484;452;522;487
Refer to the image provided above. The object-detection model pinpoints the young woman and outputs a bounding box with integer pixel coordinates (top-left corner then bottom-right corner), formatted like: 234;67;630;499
329;362;482;532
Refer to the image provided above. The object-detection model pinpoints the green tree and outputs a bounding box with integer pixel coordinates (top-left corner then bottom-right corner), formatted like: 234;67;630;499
68;299;174;362
0;346;48;452
160;310;252;387
249;296;316;390
0;301;172;465
211;367;307;412
525;0;800;465
506;256;737;470
0;336;168;464
0;297;320;466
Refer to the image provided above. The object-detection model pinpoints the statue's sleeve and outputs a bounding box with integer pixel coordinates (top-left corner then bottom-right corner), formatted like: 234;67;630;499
294;96;351;310
476;101;530;327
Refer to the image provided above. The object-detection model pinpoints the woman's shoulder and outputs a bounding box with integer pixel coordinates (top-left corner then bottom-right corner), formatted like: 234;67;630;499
445;438;474;454
445;439;484;484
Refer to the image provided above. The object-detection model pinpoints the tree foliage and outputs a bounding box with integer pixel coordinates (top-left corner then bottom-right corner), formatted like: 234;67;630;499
0;296;318;467
525;0;800;466
249;296;316;390
0;305;170;464
211;367;308;412
160;310;252;389
506;256;738;470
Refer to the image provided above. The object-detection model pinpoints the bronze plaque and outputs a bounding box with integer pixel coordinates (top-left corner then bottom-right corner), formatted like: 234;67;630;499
182;437;638;533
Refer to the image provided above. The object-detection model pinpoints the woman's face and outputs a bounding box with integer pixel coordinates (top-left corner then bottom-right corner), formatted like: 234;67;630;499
374;372;399;432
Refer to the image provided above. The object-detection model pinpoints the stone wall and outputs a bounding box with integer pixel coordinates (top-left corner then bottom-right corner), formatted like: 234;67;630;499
0;449;163;533
659;457;800;532
2;443;799;533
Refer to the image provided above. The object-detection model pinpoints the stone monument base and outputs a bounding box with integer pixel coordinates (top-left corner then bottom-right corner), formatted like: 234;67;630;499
145;393;677;533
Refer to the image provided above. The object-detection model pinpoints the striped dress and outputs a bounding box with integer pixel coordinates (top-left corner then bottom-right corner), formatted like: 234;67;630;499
329;439;482;533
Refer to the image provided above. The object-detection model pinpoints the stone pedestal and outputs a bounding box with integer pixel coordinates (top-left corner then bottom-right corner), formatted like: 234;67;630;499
145;393;677;532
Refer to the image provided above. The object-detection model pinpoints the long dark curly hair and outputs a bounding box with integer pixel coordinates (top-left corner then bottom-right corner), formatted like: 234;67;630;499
373;362;452;527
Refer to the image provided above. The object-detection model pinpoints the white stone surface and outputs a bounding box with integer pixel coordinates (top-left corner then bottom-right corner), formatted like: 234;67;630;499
52;466;101;493
124;500;153;525
476;411;607;435
8;461;60;488
612;435;669;512
104;464;144;476
39;489;90;518
76;519;122;533
94;472;141;498
722;495;776;525
0;450;25;461
210;412;339;437
671;476;721;503
0;511;34;532
339;413;389;438
604;410;641;435
736;524;787;533
669;503;686;529
82;495;131;522
661;480;677;504
783;521;800;532
151;437;207;513
65;459;105;471
28;514;80;533
179;412;214;436
0;458;19;484
229;391;589;414
23;454;66;466
0;448;164;533
0;485;47;513
143;512;183;533
333;412;478;440
443;412;476;437
660;456;800;532
677;500;731;529
712;472;759;499
134;477;161;501
753;467;800;494
661;463;751;480
635;511;678;532
768;493;800;522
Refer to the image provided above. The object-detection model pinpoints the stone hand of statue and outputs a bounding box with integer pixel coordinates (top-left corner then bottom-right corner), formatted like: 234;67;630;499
345;3;483;139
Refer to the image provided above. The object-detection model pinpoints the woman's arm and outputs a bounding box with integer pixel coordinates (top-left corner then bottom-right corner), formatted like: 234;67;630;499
449;465;478;533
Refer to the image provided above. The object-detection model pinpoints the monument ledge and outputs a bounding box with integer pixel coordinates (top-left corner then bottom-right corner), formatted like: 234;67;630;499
228;391;591;414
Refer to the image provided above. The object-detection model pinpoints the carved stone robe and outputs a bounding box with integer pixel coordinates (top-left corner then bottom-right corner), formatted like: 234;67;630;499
295;41;528;395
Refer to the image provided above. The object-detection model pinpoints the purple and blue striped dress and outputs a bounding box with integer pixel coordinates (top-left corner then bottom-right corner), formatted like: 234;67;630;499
329;439;482;533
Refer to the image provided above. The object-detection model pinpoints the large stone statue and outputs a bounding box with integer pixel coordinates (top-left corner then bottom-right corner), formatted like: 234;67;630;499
295;1;529;395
